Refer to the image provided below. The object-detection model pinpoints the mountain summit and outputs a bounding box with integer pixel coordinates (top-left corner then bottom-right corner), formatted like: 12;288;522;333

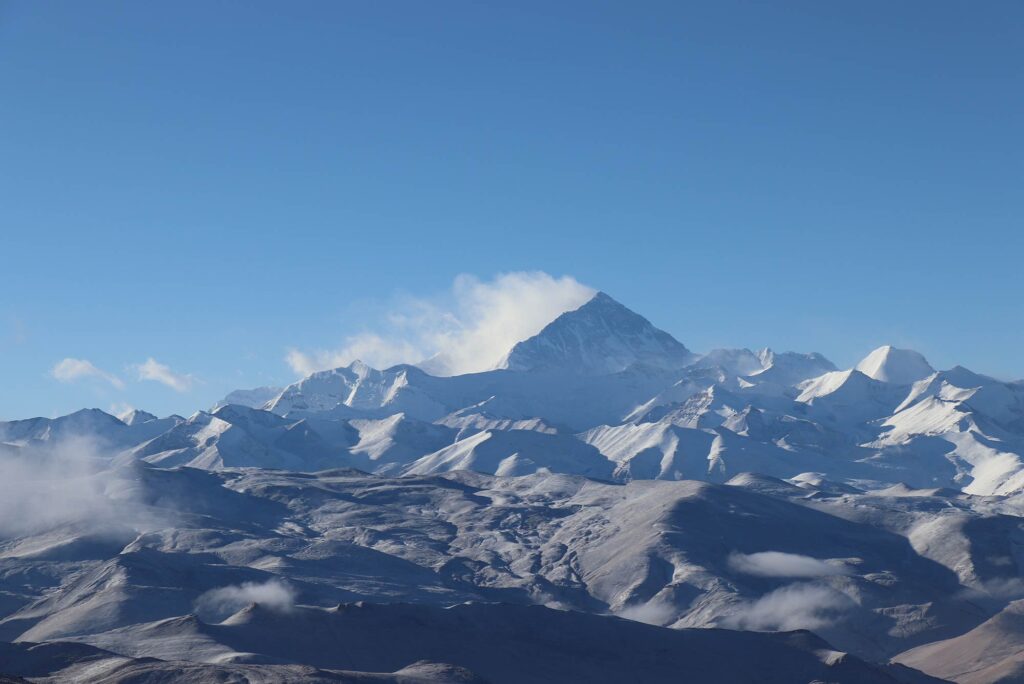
855;345;934;385
498;292;694;375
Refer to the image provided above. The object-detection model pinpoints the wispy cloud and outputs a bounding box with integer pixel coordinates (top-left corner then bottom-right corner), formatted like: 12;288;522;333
132;357;194;392
617;600;678;626
195;580;297;621
4;316;28;347
286;334;422;377
108;402;136;420
723;583;855;632
0;435;167;538
51;358;125;389
286;271;595;377
728;551;853;578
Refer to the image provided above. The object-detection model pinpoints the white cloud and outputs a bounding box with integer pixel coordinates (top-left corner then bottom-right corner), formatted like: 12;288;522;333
108;402;136;421
51;358;125;389
421;272;596;376
133;357;194;392
285;271;595;377
617;600;678;626
285;334;423;377
0;434;166;538
723;583;855;632
194;580;296;621
728;551;853;578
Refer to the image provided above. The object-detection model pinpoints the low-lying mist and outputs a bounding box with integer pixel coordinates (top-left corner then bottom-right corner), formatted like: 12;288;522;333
0;435;166;540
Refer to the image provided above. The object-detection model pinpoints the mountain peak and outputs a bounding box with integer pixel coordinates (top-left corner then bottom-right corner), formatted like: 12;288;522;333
586;290;621;306
499;292;693;375
855;345;934;385
119;408;158;425
211;386;283;412
747;349;836;387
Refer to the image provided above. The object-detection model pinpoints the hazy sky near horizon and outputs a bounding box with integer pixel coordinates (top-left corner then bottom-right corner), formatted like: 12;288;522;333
1;1;1021;418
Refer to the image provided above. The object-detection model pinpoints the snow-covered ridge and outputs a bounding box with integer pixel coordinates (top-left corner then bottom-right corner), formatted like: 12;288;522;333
10;290;1023;497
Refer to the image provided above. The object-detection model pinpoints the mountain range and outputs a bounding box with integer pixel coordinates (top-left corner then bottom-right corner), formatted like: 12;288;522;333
3;291;1024;682
10;291;1019;496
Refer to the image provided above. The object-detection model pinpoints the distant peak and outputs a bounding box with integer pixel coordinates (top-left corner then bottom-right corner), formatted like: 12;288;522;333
746;349;836;386
855;345;933;385
499;291;693;375
120;408;158;425
304;359;377;380
587;290;617;305
212;386;283;412
578;291;640;314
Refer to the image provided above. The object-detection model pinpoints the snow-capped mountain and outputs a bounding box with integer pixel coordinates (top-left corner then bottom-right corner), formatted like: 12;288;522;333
855;345;935;385
4;288;1024;682
0;408;182;451
118;408;158;425
748;348;838;388
8;291;1022;495
499;292;696;374
211;386;282;411
266;361;455;421
127;405;355;471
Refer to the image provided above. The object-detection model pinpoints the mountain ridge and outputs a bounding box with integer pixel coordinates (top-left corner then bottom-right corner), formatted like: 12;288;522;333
4;288;1023;683
22;291;1023;497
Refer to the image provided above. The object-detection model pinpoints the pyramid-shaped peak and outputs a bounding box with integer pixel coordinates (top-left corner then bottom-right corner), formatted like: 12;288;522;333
584;290;626;307
562;291;669;328
499;291;693;375
855;345;934;385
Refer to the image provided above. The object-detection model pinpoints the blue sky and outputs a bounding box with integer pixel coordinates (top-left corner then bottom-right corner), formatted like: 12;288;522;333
1;1;1021;419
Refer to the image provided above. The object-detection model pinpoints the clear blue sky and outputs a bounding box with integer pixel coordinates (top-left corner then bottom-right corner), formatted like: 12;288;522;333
1;1;1021;419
